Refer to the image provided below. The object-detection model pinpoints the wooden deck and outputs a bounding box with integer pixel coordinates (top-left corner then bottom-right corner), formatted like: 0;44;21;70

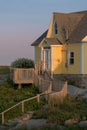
13;68;35;84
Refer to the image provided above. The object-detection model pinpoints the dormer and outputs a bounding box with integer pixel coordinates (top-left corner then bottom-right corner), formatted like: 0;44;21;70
82;36;87;42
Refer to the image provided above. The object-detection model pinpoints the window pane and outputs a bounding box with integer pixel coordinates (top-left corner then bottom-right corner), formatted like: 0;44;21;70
70;52;74;57
70;58;74;64
69;51;74;65
54;22;58;34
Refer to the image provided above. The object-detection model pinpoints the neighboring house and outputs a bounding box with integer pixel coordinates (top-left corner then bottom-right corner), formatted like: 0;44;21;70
31;11;87;88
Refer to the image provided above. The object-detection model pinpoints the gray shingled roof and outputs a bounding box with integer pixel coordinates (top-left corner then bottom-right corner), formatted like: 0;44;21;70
45;38;62;45
54;11;87;43
31;10;87;46
31;30;48;46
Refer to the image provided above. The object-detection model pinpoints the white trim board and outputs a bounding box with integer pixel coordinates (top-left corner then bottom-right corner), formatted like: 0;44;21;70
81;43;84;74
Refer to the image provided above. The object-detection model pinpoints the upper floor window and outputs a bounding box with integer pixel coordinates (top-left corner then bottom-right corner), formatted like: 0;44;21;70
54;21;58;35
69;51;74;65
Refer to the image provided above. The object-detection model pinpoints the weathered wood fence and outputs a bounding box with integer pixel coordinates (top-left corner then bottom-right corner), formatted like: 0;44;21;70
11;68;35;84
38;78;52;92
0;92;48;124
0;67;68;124
0;81;67;124
49;81;67;100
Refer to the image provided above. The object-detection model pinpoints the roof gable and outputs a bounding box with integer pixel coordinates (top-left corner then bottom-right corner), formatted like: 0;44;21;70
54;13;84;42
31;10;87;46
31;30;48;46
69;13;87;43
39;38;62;47
53;11;87;43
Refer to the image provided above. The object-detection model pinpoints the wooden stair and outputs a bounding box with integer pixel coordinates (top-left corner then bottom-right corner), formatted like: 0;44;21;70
39;70;66;92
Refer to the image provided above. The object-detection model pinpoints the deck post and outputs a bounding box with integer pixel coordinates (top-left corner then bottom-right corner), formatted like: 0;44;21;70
2;112;5;124
18;84;22;89
37;94;40;103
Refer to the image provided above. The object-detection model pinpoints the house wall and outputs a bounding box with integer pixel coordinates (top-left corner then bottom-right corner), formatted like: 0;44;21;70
52;43;81;75
62;43;81;74
47;14;65;42
35;47;41;64
52;43;87;88
47;14;82;75
51;45;63;74
84;43;87;74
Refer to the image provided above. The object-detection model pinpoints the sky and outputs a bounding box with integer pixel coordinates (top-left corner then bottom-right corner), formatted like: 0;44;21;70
0;0;87;65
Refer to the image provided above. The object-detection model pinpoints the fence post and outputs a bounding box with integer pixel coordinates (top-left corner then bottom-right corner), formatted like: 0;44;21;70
2;112;5;124
37;94;40;103
22;101;24;113
18;84;22;89
49;81;52;93
45;91;48;101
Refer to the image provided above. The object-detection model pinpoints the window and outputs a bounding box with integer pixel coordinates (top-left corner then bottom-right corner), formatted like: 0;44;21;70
69;51;74;65
54;21;58;35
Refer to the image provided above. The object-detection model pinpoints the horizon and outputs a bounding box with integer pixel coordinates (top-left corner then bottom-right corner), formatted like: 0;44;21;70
0;0;87;65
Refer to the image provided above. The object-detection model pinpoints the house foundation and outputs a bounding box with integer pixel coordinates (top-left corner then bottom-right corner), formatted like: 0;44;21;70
53;74;87;88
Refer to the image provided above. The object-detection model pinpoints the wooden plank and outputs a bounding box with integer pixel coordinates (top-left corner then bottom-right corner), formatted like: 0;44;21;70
13;68;35;84
2;112;5;124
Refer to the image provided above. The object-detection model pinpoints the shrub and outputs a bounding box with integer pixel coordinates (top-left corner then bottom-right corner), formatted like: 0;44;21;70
11;58;34;68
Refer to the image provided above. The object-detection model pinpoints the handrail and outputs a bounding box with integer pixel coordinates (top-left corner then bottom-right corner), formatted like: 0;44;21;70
0;72;53;124
10;67;35;70
0;91;46;115
0;80;67;124
0;102;21;114
38;77;52;83
0;91;49;124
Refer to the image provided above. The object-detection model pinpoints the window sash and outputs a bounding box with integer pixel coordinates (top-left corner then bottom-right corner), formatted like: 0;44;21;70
69;51;74;65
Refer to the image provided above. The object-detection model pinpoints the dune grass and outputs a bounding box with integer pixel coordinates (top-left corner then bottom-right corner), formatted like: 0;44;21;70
33;95;87;125
0;81;41;123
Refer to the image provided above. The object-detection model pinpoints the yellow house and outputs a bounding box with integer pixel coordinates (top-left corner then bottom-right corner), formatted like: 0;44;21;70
31;11;87;88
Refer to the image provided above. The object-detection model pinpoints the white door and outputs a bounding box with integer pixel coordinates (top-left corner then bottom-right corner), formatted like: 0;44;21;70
41;47;51;71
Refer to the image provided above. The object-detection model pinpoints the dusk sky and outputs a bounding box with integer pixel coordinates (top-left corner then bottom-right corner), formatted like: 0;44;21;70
0;0;87;65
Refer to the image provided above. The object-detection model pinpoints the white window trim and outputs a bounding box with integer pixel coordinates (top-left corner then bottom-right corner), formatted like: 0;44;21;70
51;47;53;78
41;47;43;62
81;44;84;74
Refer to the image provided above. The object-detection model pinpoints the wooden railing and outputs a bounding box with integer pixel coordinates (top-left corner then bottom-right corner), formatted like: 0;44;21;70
49;81;67;100
35;62;51;77
0;91;49;124
0;81;67;124
38;78;52;92
10;68;35;84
